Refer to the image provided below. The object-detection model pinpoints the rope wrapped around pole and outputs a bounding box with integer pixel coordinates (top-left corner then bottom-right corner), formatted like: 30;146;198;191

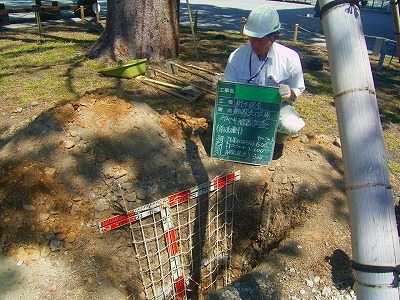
318;0;400;298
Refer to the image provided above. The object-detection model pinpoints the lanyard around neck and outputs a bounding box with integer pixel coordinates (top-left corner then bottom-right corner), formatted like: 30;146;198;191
247;51;268;84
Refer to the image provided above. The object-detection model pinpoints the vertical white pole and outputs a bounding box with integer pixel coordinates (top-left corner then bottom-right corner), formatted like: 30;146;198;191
319;1;400;299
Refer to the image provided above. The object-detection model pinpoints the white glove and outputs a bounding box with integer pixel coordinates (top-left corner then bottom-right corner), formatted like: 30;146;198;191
279;84;292;101
212;74;226;90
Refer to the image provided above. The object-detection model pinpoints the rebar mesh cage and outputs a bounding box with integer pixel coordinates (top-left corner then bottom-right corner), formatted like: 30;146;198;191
99;171;240;300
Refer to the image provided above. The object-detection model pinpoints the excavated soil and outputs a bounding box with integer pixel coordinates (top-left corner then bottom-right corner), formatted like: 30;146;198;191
0;82;399;300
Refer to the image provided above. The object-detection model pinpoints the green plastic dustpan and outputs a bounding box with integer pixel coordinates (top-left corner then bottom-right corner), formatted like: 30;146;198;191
98;58;147;79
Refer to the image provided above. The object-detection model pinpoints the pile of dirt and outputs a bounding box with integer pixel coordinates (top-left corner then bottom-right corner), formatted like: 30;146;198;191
0;88;397;300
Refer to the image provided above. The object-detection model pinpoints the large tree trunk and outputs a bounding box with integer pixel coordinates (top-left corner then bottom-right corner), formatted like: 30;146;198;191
88;0;180;62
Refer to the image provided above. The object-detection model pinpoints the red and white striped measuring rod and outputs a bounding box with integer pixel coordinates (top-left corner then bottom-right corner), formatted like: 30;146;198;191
99;171;241;233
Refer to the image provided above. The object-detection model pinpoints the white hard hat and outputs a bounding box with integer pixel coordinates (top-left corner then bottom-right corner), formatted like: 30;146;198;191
243;5;281;38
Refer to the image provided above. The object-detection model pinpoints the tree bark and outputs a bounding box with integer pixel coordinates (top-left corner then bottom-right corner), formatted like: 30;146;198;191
87;0;180;62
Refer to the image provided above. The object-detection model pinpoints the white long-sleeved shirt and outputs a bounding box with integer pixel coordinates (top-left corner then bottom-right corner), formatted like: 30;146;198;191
224;42;305;98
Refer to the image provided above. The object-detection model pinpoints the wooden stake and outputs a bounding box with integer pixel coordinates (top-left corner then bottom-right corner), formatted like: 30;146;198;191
186;0;199;59
95;3;100;23
170;62;213;82
80;5;84;24
240;17;246;35
148;67;215;96
139;78;194;102
293;24;299;43
187;64;219;75
139;76;183;90
194;11;198;31
33;5;43;44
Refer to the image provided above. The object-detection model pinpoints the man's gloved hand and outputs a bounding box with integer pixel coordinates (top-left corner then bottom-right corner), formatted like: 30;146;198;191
279;84;292;101
212;74;226;90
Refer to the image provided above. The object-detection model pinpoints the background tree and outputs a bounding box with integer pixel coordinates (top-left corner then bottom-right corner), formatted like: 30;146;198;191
88;0;180;62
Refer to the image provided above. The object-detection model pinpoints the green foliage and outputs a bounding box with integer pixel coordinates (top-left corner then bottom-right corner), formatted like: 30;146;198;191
388;160;400;175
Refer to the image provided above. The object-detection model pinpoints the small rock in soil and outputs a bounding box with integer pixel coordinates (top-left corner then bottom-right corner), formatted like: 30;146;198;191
49;239;64;252
82;143;91;153
136;188;147;200
95;198;110;212
299;134;310;144
114;169;128;179
62;140;75;149
13;107;23;113
44;167;57;178
96;153;108;163
23;204;36;211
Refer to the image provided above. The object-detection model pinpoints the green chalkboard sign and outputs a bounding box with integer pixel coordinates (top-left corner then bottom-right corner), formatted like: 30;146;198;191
211;82;282;165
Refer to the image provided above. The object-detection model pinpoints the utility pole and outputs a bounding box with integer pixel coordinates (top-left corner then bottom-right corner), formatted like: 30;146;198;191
318;1;400;299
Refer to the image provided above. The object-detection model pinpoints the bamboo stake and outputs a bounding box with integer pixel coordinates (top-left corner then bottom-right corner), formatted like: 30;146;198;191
319;1;400;298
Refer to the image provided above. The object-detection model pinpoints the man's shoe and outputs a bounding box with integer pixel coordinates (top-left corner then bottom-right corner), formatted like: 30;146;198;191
272;143;284;160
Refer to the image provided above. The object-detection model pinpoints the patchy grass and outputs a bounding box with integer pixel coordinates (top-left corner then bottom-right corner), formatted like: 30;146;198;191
0;22;109;107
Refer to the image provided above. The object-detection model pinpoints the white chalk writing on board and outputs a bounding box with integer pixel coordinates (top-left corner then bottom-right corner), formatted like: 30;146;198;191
211;82;281;165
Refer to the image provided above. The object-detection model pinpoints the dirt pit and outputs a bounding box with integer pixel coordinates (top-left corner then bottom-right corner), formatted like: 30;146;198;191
0;89;398;299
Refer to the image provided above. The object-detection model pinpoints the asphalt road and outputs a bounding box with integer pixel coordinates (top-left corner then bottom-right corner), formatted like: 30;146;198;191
179;0;396;41
2;0;397;50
